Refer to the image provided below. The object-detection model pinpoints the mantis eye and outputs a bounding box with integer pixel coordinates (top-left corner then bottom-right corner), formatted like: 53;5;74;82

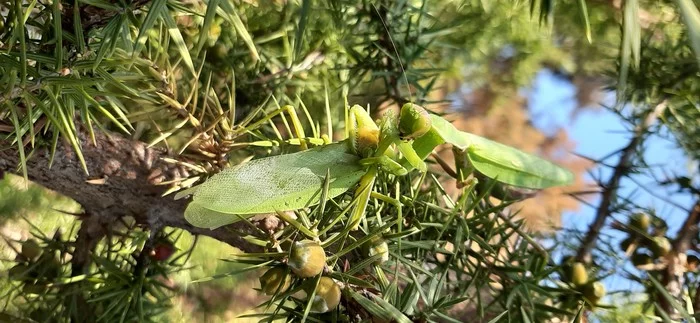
348;105;380;156
399;103;432;139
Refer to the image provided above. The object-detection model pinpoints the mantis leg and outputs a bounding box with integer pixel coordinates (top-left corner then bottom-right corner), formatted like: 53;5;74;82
238;105;310;150
348;167;377;230
396;140;426;172
452;147;537;201
282;105;308;150
359;156;408;176
452;147;475;188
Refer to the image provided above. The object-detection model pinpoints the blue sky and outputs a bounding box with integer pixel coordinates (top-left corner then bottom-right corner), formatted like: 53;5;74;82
528;69;696;297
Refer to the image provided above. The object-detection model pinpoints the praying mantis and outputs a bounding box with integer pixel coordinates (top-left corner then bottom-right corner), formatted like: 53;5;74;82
177;103;573;230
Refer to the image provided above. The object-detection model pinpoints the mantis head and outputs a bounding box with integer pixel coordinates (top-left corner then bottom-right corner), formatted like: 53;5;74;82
399;103;432;140
347;105;380;157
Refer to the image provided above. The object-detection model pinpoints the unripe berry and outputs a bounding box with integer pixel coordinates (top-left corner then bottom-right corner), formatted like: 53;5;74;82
259;267;292;295
288;240;326;278
583;281;605;305
398;103;432;139
364;236;389;265
309;277;341;313
629;213;650;231
569;262;588;287
648;236;671;258
561;257;588;287
21;239;42;260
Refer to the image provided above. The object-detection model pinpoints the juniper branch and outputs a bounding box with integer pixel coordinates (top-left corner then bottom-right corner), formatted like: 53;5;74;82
575;100;667;264
0;128;262;253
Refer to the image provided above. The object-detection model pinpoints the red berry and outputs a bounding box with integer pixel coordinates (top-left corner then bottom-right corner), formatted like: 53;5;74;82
149;243;175;261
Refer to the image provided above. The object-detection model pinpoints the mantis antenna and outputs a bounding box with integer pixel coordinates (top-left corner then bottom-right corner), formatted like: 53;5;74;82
372;3;413;103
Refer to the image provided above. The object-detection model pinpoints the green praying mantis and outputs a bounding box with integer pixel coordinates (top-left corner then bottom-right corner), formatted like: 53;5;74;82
177;103;574;230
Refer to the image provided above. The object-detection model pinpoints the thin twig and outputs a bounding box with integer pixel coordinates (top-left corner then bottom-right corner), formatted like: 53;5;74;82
627;175;692;212
575;100;667;263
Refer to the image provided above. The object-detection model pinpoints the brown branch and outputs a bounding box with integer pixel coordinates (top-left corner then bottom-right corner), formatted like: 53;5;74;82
71;215;106;275
66;216;106;322
575;100;667;263
695;284;700;315
673;200;700;254
0;128;262;253
662;200;700;316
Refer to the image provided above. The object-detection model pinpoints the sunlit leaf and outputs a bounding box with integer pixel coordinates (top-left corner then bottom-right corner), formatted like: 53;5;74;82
133;0;166;58
218;1;260;62
161;9;195;73
347;289;411;323
195;0;221;54
676;0;700;66
577;0;592;43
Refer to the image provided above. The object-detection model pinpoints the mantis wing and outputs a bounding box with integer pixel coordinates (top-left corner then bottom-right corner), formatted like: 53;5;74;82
184;203;250;230
183;143;365;229
426;115;574;189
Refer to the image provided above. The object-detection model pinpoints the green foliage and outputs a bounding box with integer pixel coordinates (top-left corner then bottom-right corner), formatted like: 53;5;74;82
225;175;567;321
1;0;699;321
2;220;181;321
0;199;250;322
0;176;252;321
676;0;700;66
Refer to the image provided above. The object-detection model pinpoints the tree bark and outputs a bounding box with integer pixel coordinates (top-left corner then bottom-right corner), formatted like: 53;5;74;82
661;200;700;317
0;129;261;253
